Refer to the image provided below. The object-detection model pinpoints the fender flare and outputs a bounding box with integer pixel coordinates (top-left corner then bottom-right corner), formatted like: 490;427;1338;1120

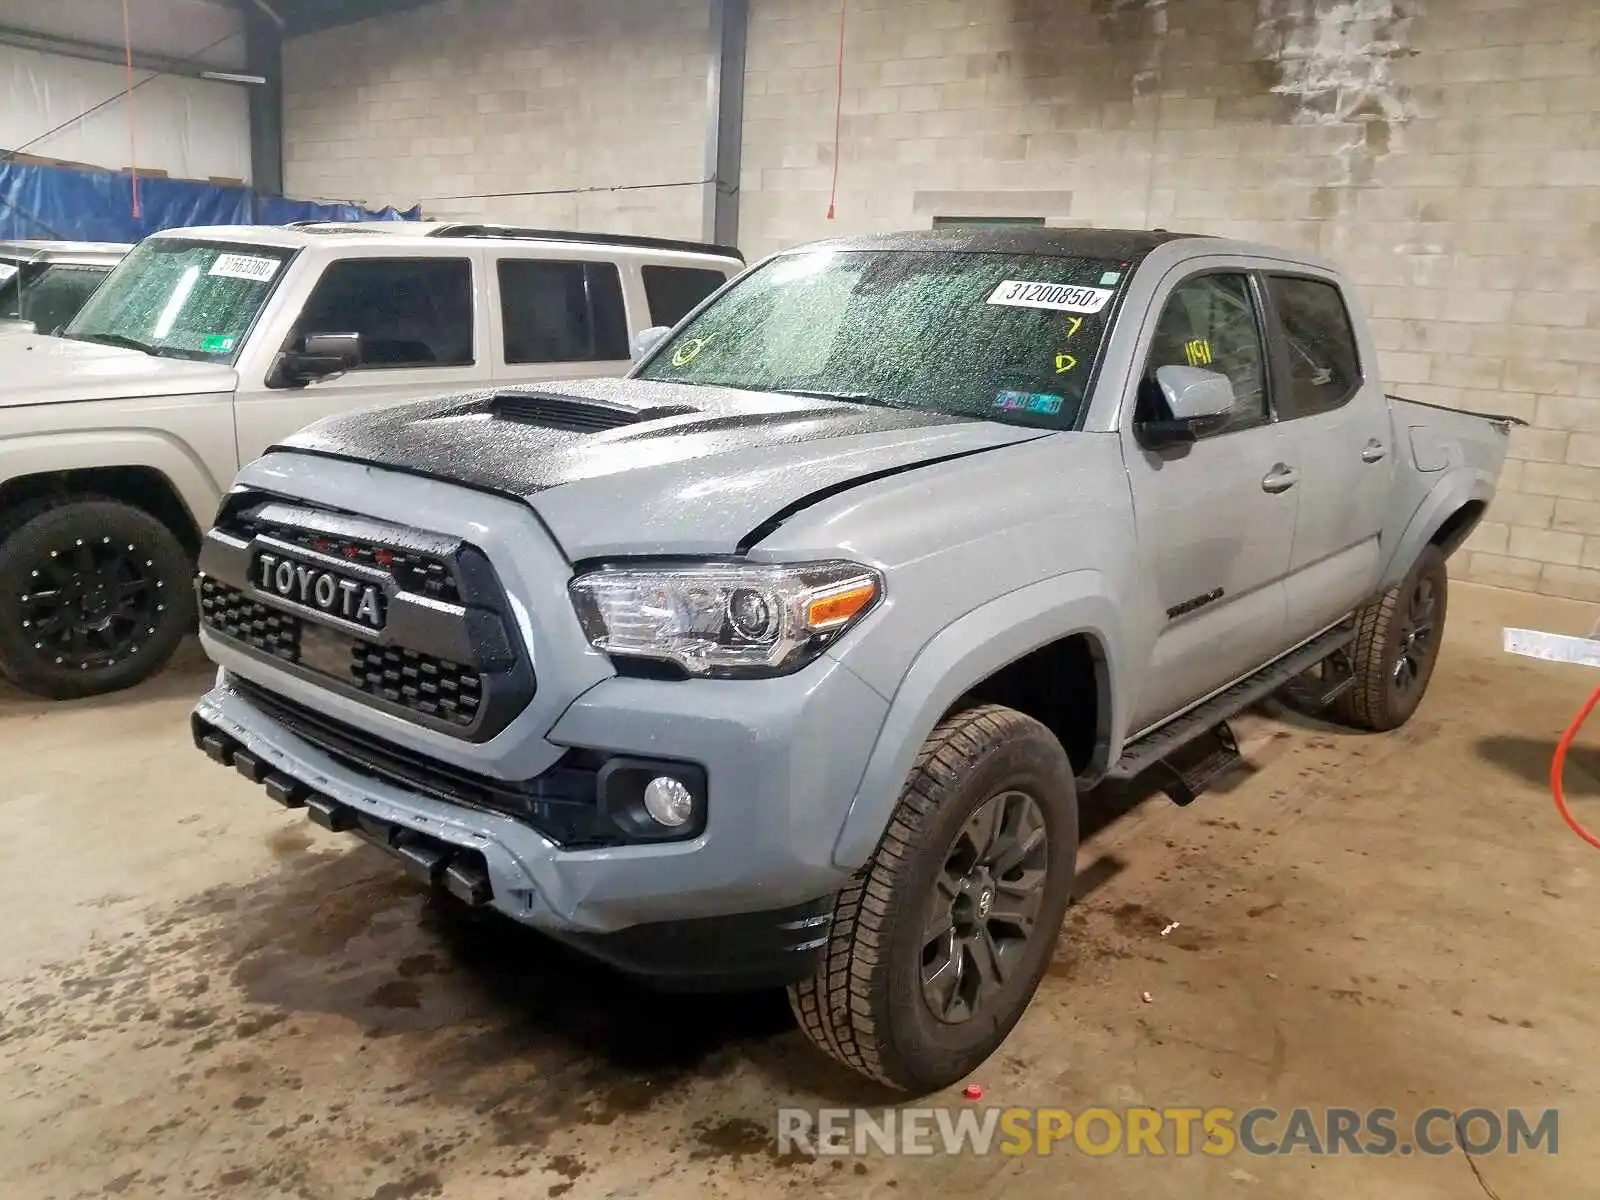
1377;466;1495;593
830;569;1124;871
0;429;224;533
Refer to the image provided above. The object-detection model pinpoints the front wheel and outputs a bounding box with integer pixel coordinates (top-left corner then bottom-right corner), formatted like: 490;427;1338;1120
0;500;195;699
1332;544;1448;732
790;705;1079;1093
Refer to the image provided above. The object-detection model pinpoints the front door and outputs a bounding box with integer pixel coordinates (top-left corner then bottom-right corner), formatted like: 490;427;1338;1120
1123;270;1302;733
232;254;487;467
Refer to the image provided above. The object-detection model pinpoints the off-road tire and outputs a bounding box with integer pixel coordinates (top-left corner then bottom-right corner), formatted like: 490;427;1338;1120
789;704;1078;1094
0;499;194;700
1332;544;1448;732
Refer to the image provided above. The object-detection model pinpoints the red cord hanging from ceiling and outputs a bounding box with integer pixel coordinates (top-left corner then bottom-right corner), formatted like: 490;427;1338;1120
826;0;848;220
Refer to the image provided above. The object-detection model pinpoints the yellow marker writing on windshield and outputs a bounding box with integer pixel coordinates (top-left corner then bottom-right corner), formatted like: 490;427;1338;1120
672;335;717;367
1064;316;1083;338
1185;339;1213;367
1054;352;1078;375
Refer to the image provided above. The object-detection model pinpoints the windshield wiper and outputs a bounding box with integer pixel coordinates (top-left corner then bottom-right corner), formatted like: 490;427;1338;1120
781;388;913;410
70;331;159;356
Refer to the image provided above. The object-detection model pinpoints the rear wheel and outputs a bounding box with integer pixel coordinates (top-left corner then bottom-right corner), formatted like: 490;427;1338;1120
1332;544;1448;732
0;499;194;699
790;705;1078;1093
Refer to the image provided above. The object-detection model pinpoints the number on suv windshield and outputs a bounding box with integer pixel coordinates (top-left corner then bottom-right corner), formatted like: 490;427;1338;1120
64;240;293;362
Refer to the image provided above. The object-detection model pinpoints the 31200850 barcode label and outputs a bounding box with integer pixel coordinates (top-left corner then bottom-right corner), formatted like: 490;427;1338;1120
986;280;1113;314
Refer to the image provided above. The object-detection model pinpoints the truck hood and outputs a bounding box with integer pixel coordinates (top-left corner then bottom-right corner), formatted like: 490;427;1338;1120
279;378;1052;558
0;334;238;407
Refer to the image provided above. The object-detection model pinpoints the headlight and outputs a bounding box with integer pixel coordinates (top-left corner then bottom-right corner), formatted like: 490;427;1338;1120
569;560;883;677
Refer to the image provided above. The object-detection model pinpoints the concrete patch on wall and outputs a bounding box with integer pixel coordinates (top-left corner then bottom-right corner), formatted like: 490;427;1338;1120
1253;0;1418;127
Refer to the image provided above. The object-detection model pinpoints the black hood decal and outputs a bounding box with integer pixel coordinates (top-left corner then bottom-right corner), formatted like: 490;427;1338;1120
277;378;1052;559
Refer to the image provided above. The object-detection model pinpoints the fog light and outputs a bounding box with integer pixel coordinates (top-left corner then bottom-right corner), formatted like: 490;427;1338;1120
642;775;694;828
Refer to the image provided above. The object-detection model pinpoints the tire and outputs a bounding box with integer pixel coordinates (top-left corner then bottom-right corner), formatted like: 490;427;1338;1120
0;499;195;700
790;704;1079;1093
1332;544;1448;733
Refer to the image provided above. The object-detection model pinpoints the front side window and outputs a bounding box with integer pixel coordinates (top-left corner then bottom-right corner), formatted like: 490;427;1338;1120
293;257;475;369
637;248;1132;430
65;239;293;361
497;259;628;364
1138;273;1268;438
1268;275;1362;420
642;265;729;328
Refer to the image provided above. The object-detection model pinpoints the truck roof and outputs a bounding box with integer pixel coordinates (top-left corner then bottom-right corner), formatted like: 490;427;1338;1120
146;221;745;264
792;227;1340;275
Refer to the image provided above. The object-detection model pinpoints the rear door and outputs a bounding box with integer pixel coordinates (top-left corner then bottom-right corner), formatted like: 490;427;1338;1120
491;255;632;384
1262;273;1393;637
1123;267;1301;732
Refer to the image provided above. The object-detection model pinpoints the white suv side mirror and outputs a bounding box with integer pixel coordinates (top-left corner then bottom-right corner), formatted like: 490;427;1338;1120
631;325;672;363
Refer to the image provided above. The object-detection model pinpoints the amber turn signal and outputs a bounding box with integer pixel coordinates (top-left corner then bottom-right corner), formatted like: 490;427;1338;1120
806;578;879;631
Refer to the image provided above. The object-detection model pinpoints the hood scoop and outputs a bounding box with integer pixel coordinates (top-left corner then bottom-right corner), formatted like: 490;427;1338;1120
489;390;698;433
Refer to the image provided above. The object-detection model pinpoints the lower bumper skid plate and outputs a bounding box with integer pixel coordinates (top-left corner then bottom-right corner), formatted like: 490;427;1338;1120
192;715;493;909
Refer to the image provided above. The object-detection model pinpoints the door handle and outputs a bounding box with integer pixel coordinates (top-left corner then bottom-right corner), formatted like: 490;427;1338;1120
1261;464;1299;494
1361;440;1388;463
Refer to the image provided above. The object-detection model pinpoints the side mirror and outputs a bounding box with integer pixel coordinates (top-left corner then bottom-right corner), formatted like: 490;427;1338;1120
272;332;362;388
1138;365;1236;449
631;325;672;364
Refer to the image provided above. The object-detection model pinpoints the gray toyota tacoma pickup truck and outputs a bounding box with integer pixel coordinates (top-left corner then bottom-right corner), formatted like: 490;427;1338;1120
190;227;1513;1093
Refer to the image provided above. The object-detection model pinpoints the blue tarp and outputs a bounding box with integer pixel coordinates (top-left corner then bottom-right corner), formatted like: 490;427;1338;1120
0;158;421;242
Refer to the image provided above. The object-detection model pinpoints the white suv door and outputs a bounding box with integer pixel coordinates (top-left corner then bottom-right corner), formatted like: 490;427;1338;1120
231;250;490;466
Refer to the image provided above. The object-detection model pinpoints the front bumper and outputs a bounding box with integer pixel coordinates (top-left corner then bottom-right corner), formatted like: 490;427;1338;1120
193;653;886;985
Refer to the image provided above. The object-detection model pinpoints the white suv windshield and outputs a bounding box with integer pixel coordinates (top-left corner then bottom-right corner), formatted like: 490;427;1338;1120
64;239;294;362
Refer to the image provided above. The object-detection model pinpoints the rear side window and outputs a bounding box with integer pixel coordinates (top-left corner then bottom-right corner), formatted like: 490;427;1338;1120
295;258;475;368
642;265;728;328
498;259;629;364
1267;276;1362;420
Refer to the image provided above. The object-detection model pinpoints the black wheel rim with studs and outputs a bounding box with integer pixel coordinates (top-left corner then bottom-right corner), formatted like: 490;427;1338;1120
1392;574;1439;694
920;789;1051;1026
16;536;166;674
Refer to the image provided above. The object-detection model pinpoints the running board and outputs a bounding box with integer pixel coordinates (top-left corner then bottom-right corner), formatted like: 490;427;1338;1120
1106;624;1356;793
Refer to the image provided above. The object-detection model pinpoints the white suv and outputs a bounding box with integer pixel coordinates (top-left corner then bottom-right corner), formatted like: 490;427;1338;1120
0;221;743;699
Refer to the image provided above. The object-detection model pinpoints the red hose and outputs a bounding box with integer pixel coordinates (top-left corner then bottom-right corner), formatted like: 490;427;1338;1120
1551;684;1600;850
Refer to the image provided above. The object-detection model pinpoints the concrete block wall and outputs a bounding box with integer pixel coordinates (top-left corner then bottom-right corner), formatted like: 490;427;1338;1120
282;0;710;236
280;0;1599;599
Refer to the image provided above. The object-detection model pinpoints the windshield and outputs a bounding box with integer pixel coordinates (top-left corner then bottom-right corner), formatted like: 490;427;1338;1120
636;248;1130;429
63;239;293;361
1;264;112;333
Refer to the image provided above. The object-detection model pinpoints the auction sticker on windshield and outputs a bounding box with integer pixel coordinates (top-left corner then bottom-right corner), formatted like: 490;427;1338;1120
208;253;281;283
987;281;1113;314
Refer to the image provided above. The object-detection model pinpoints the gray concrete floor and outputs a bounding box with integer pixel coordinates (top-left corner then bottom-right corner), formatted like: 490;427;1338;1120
2;582;1598;1199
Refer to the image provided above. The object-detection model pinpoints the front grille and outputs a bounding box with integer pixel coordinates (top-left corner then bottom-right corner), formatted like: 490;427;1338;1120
200;493;533;742
199;581;484;729
225;513;461;604
198;578;300;661
350;642;483;726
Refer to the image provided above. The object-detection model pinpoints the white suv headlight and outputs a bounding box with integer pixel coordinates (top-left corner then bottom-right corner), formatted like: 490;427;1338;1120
569;560;883;678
